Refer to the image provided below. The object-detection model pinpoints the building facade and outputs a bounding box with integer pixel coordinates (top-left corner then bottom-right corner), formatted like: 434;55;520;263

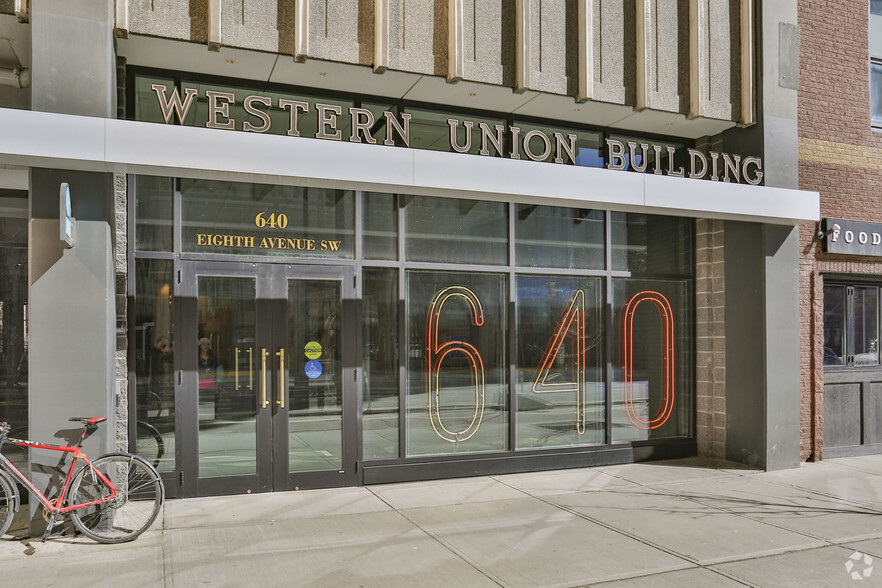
0;0;817;512
799;1;882;460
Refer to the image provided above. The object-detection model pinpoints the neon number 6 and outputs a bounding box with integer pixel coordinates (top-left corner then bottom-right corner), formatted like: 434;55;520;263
426;286;485;443
620;291;675;430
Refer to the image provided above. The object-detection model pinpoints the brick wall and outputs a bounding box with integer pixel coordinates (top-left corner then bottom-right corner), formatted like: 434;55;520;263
695;219;726;458
798;0;882;459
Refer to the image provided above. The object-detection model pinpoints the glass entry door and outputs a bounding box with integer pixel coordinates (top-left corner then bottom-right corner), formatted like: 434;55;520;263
180;262;355;496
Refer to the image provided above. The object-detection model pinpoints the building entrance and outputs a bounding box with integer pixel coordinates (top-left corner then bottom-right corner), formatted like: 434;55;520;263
179;261;356;496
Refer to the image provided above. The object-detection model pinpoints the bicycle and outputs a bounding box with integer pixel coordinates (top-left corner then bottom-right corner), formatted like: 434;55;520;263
0;417;164;544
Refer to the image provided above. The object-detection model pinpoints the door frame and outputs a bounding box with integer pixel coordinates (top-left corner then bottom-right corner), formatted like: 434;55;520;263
177;260;358;497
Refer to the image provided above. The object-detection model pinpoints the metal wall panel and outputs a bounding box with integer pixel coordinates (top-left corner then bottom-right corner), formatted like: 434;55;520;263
689;0;736;120
526;0;571;95
591;0;630;105
823;383;862;448
128;0;192;41
307;0;361;63
219;0;278;53
637;0;685;113
461;0;506;85
387;0;437;75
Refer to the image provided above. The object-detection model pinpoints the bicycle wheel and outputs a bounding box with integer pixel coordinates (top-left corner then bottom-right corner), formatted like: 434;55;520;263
68;453;164;544
0;474;15;538
135;421;165;469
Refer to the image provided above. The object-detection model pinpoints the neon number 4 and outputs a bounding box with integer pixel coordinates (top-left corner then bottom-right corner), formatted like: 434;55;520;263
531;289;588;434
425;286;486;444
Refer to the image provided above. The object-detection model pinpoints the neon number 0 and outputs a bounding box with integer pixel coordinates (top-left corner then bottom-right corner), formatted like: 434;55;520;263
532;289;588;434
619;291;675;430
426;286;486;443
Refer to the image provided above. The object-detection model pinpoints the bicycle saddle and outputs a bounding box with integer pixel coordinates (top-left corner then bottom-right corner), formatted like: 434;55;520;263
68;417;107;425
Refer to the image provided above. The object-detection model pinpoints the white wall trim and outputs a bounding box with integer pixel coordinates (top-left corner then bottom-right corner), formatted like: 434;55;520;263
0;107;819;224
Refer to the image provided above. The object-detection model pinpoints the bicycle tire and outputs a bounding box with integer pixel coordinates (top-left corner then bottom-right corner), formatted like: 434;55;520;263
135;421;165;470
68;453;164;544
0;474;14;538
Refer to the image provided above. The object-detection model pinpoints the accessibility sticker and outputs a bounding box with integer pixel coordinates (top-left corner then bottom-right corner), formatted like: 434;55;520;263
304;359;323;379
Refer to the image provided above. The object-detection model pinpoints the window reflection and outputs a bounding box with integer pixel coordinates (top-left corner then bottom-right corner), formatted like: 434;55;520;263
406;271;508;456
134;259;175;472
196;276;257;477
611;279;693;442
516;276;604;449
363;269;399;460
823;285;845;366
404;196;507;265
0;192;28;475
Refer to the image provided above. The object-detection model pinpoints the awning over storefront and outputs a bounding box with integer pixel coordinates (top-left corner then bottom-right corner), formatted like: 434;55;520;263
0;107;819;225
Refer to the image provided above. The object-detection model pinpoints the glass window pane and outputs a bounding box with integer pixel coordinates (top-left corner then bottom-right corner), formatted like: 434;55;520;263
406;271;508;456
823;285;845;366
363;192;398;260
363;269;399;460
852;286;879;366
611;213;693;275
287;279;343;471
405;195;507;264
183;81;354;138
133;75;176;123
0;191;28;474
181;179;354;259
513;121;603;167
515;205;604;269
516;275;604;449
405;108;505;155
197;276;257;477
872;63;882;127
135;175;174;252
134;259;175;472
611;279;692;442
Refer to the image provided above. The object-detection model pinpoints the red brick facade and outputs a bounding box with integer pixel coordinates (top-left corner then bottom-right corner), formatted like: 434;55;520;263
799;1;882;460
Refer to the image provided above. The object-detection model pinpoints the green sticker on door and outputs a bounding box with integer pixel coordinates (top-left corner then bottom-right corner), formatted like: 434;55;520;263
304;341;322;360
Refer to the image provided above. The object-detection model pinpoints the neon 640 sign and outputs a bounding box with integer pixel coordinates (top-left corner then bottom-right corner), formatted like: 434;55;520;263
425;286;677;445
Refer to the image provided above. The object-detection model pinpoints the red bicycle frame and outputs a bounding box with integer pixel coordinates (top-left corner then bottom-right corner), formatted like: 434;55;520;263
0;433;120;541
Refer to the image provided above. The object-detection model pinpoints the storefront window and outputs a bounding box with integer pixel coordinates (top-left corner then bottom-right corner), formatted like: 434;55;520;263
0;191;28;465
134;259;175;472
181;179;354;259
824;283;882;367
134;175;174;252
515;206;604;269
512;122;603;167
363;269;399;460
611;278;693;442
406;271;508;456
610;213;693;274
363;192;398;260
405;195;507;265
515;275;604;448
406;107;506;156
823;285;846;366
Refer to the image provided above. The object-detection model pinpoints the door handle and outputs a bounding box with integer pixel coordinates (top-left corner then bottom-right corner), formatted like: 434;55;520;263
276;348;286;408
260;348;269;408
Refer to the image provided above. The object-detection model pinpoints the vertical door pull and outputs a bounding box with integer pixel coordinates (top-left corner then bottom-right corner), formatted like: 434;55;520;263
276;348;286;408
261;348;269;408
235;347;240;390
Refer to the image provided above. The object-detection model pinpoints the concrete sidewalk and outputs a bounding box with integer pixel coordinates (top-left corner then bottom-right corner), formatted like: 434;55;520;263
1;455;881;587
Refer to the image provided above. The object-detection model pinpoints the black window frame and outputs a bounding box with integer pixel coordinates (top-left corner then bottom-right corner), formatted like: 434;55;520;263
824;280;882;368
